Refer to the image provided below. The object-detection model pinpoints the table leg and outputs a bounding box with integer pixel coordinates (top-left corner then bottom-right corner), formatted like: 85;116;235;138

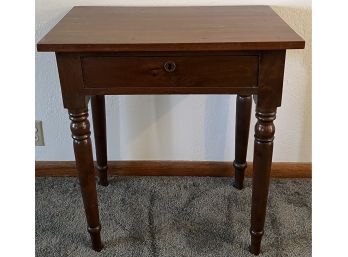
69;108;103;251
91;95;109;186
233;95;252;189
250;108;276;255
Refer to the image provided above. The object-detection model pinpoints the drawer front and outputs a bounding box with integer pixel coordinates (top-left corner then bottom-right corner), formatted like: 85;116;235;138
81;55;259;88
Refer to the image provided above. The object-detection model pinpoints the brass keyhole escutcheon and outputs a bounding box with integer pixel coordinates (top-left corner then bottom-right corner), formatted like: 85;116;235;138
164;61;176;72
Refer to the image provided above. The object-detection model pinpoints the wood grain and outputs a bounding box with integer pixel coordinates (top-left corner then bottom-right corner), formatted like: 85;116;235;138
35;161;311;178
37;6;305;52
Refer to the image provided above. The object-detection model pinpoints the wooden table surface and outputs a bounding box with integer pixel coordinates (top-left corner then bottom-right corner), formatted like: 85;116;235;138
37;6;304;52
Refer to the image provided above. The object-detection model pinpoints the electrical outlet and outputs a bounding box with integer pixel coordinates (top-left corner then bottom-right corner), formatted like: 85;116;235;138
35;120;45;146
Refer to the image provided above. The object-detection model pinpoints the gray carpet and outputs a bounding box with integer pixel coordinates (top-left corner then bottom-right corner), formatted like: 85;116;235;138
36;177;311;257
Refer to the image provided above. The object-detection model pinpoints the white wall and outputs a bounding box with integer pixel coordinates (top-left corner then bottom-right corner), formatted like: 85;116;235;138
35;0;312;162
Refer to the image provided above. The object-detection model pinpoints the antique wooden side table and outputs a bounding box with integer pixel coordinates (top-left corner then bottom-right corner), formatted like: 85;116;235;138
37;6;305;255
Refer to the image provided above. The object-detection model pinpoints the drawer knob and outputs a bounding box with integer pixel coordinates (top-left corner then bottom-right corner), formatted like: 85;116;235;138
164;61;176;72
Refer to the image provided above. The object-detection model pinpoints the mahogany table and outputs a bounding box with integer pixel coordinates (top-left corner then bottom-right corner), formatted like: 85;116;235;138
37;6;305;255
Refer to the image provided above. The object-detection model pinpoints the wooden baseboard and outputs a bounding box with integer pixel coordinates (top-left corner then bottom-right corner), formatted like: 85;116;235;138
35;161;311;178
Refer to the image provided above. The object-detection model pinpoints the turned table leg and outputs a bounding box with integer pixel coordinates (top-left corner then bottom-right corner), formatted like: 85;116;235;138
249;108;277;255
69;108;103;251
233;95;252;189
91;95;109;186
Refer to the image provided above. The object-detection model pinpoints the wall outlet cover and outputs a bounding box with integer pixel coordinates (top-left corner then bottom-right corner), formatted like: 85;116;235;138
35;120;45;146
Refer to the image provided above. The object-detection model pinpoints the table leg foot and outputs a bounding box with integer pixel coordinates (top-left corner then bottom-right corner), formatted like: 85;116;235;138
250;229;263;255
88;225;104;251
233;161;247;190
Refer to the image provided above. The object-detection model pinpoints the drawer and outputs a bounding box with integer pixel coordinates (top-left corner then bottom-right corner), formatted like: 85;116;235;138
81;55;259;88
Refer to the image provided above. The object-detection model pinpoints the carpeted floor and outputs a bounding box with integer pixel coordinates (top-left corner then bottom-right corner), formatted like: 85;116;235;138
35;177;311;257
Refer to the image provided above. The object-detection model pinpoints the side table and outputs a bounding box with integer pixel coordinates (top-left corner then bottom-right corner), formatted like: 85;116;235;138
37;6;305;255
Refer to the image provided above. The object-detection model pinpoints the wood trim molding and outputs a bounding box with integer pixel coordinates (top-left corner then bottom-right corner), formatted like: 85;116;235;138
35;161;311;178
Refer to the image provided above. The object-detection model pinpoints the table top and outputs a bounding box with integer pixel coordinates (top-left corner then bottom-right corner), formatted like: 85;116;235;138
37;6;305;52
